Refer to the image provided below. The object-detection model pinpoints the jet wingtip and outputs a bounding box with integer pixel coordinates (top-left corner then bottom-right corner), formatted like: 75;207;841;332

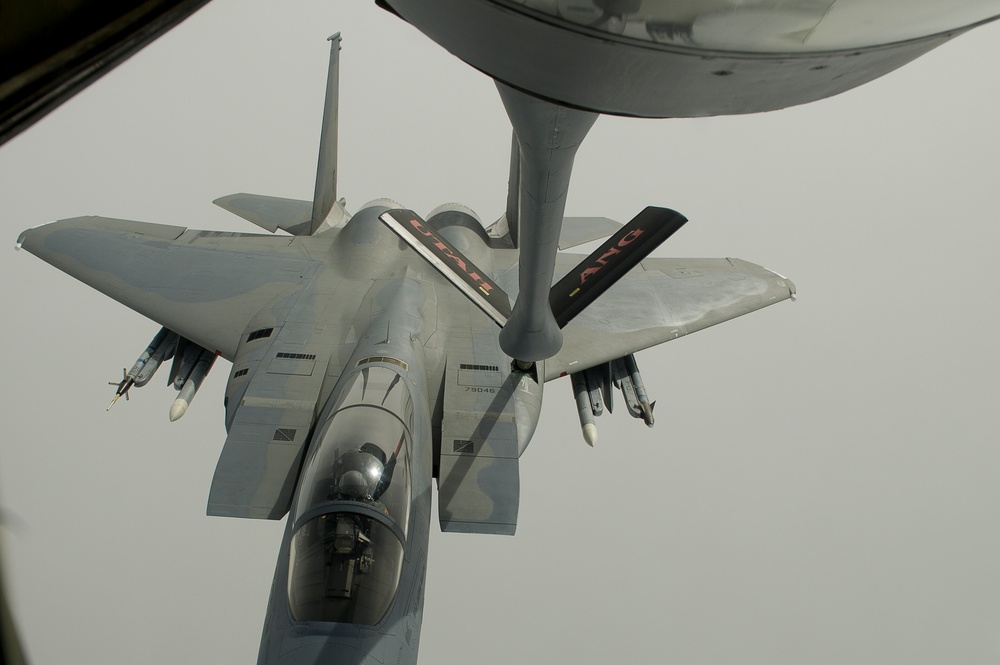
772;272;797;301
15;226;39;251
746;260;797;302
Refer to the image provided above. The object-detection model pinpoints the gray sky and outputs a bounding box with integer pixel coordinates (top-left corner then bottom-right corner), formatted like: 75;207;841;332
2;2;1000;664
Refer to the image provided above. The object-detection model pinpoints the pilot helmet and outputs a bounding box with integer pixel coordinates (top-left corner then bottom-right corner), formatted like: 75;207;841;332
333;447;385;500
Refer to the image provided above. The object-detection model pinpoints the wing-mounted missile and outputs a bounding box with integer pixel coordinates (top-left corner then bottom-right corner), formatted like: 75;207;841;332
107;327;178;409
168;338;204;390
169;349;217;422
613;354;654;427
571;371;598;447
625;354;653;426
107;327;215;420
570;353;655;445
135;330;178;387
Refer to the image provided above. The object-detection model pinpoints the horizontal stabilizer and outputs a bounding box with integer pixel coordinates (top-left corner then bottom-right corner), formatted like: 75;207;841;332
379;209;512;326
558;216;622;250
550;206;687;328
213;193;313;235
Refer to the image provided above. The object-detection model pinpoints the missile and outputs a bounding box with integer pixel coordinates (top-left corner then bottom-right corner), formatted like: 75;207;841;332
582;365;603;417
168;338;203;390
572;371;598;446
108;328;175;409
134;330;178;387
612;357;643;421
107;368;133;410
592;361;613;415
169;350;216;422
623;354;655;427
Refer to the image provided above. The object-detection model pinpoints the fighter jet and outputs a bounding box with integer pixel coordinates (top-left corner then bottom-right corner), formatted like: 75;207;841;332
15;31;798;665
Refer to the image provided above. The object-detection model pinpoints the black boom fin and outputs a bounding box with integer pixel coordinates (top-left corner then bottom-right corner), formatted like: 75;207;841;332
549;206;687;328
379;209;512;326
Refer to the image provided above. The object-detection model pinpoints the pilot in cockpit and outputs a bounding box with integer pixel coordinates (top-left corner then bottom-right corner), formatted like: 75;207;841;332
323;438;404;585
329;436;402;509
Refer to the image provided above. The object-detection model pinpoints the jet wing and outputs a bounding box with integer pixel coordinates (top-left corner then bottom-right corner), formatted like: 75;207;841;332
545;256;795;381
16;216;323;360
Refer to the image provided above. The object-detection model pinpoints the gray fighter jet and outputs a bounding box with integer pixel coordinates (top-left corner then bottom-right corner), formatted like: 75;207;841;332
16;33;796;665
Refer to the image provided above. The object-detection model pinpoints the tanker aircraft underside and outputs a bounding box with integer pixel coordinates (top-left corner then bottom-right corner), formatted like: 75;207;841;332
17;31;796;665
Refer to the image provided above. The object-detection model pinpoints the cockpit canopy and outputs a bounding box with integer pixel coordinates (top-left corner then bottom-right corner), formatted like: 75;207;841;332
288;366;414;625
294;413;411;536
288;512;404;625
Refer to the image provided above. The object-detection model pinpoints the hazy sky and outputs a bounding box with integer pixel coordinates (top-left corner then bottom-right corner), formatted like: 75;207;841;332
2;2;1000;664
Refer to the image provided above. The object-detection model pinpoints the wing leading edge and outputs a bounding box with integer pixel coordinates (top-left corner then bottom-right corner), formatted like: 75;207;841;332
16;216;325;360
546;255;795;381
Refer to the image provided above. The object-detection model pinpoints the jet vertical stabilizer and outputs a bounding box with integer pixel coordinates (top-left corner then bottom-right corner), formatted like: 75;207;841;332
311;33;347;233
212;34;349;235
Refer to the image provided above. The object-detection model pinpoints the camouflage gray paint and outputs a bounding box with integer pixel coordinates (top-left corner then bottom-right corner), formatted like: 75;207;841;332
15;29;794;665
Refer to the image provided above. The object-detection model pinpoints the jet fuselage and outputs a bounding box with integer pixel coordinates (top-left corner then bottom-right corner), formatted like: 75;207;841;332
254;206;437;665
